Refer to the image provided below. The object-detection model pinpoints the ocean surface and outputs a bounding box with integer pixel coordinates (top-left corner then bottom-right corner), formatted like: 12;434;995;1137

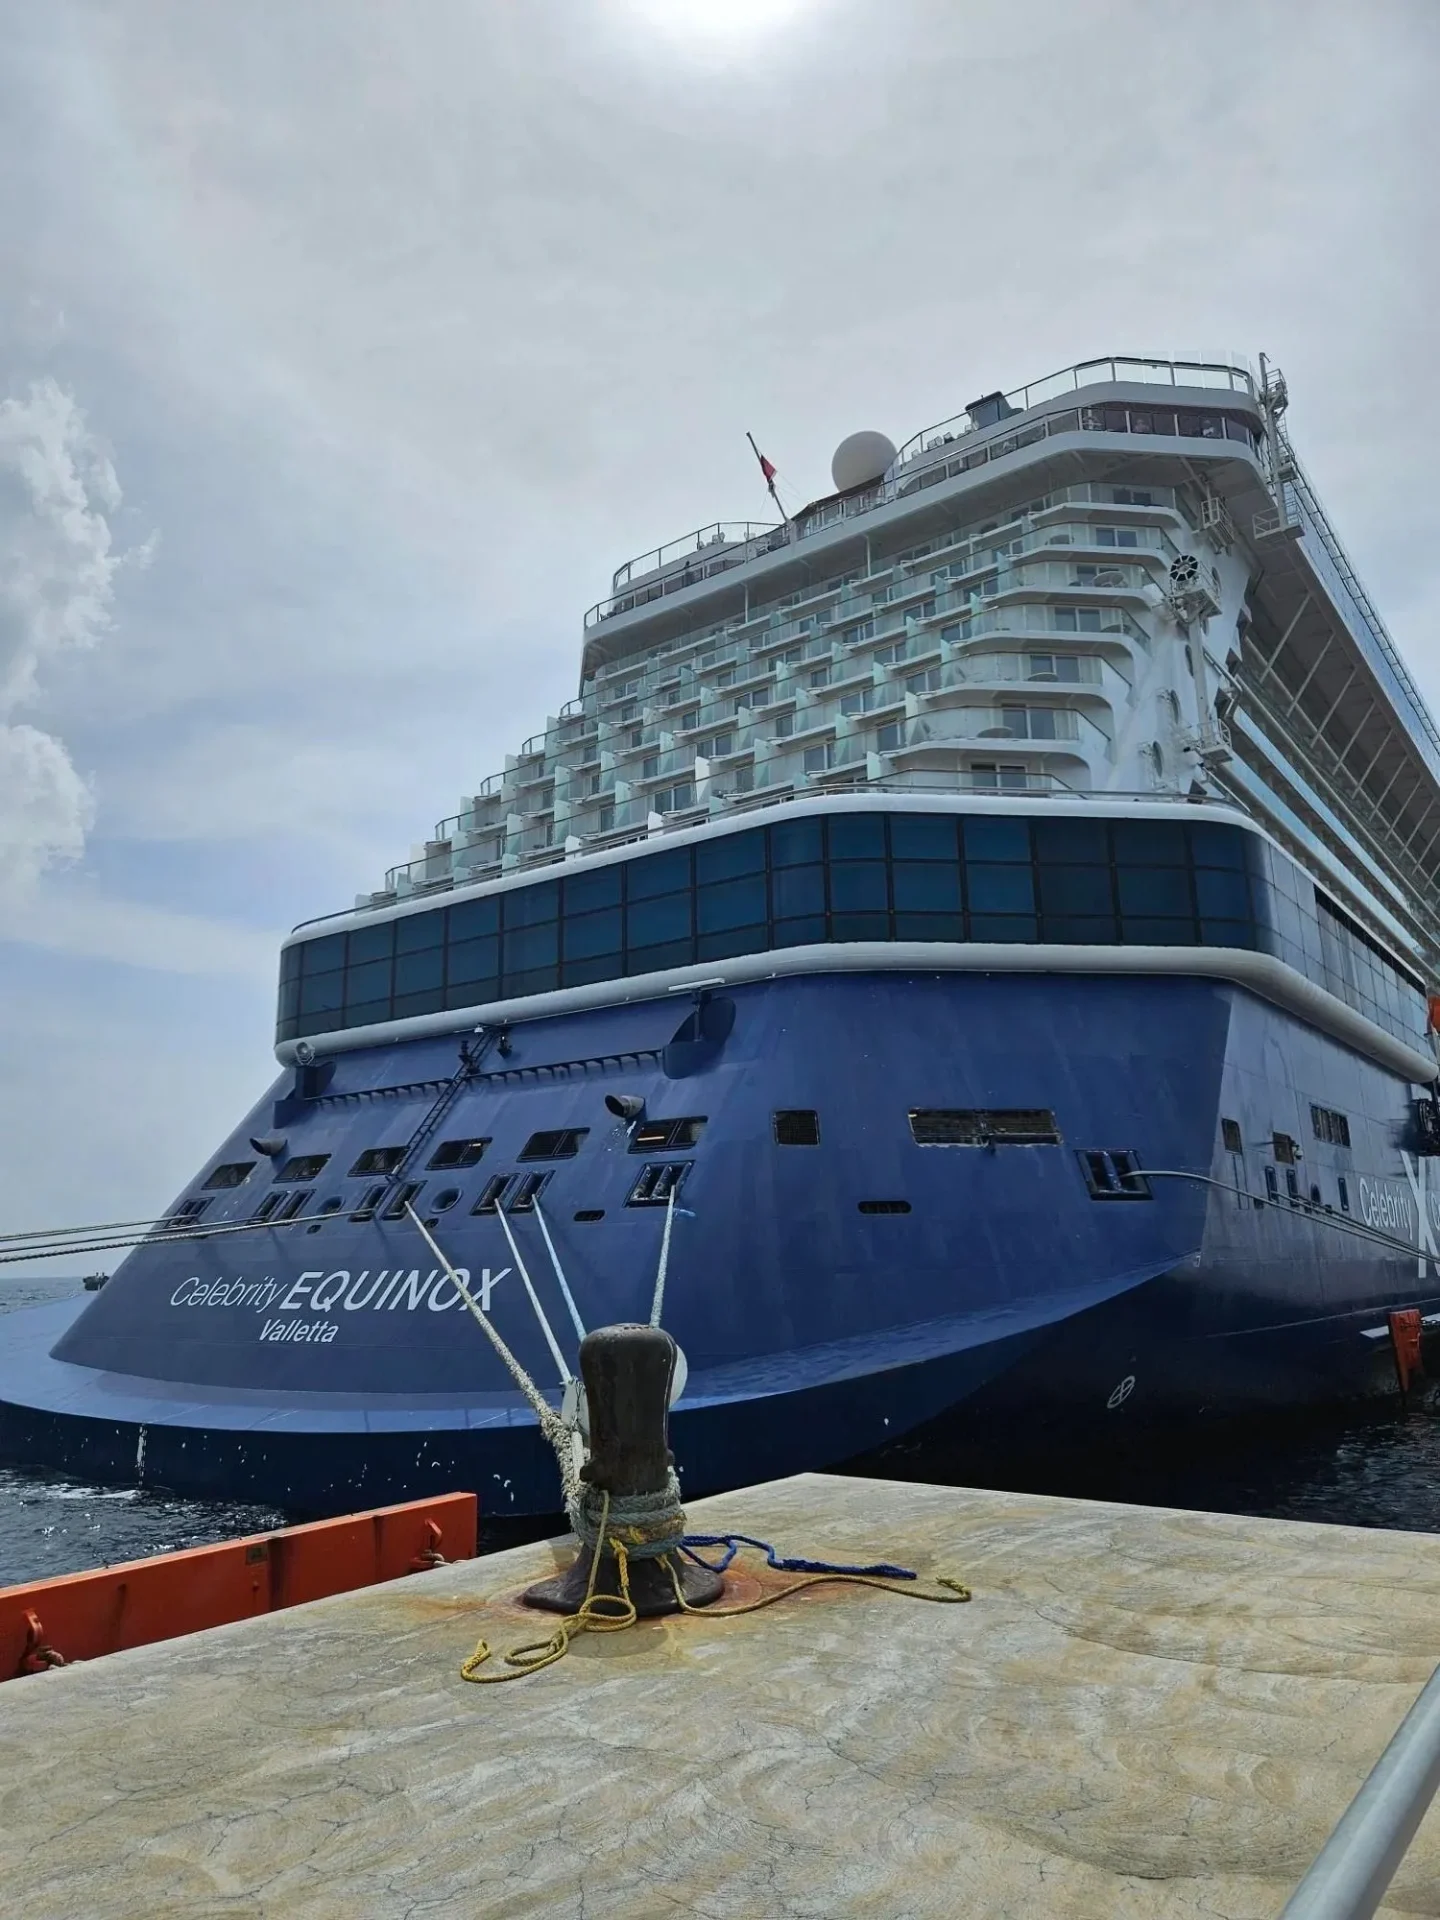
6;1273;1440;1587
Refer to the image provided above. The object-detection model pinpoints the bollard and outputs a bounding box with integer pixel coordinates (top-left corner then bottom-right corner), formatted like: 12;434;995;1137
523;1323;724;1617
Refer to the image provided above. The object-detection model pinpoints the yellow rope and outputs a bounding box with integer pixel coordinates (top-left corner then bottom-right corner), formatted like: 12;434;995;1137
459;1524;970;1685
460;1492;639;1684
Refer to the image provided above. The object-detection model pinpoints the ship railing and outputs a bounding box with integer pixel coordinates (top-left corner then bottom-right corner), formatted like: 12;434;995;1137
324;781;1235;927
584;386;1261;630
1279;1658;1440;1918
893;355;1255;468
609;521;781;593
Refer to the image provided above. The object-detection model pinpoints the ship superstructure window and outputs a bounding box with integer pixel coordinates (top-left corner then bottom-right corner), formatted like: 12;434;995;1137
509;1172;549;1212
350;1147;406;1177
910;1109;1060;1146
277;1190;313;1223
519;1128;589;1161
1311;1105;1351;1149
166;1197;210;1227
1220;1118;1243;1153
204;1161;256;1189
278;811;1428;1055
629;1117;706;1152
1273;1133;1299;1165
774;1110;821;1145
428;1138;490;1170
253;1192;286;1223
275;1154;329;1183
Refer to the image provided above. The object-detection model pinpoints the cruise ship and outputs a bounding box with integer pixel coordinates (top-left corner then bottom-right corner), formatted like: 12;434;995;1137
4;352;1440;1518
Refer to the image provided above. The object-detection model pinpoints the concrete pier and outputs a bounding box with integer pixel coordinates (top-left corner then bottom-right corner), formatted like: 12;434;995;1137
4;1472;1440;1917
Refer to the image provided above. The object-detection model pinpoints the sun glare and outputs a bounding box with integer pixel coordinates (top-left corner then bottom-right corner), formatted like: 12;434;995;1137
612;0;821;55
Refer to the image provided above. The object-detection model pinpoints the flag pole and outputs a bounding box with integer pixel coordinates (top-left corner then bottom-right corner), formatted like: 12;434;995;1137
746;431;789;525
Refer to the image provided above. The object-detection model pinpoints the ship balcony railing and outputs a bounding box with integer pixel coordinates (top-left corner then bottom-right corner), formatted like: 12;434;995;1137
946;651;1113;691
904;702;1112;757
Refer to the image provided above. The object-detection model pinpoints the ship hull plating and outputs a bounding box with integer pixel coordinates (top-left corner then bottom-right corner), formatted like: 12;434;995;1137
2;970;1436;1515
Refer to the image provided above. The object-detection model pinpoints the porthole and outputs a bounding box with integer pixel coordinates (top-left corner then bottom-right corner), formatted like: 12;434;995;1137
431;1187;462;1213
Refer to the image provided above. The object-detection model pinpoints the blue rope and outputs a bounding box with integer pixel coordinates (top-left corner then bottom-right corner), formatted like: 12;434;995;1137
679;1532;917;1581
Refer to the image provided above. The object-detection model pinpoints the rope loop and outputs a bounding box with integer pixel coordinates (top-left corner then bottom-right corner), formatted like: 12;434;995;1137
568;1473;685;1562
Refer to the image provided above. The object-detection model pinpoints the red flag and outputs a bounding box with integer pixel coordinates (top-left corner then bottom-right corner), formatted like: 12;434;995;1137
759;452;777;484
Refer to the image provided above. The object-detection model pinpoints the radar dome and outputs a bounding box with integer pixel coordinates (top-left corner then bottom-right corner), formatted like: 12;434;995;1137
831;430;896;493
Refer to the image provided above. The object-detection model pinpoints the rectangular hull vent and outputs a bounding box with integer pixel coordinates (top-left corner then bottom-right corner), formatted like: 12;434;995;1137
909;1108;1060;1146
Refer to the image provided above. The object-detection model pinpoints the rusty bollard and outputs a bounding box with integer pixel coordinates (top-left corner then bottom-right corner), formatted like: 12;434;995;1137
522;1323;724;1618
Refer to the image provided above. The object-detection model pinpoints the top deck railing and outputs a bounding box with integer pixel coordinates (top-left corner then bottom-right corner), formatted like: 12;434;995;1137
584;356;1258;631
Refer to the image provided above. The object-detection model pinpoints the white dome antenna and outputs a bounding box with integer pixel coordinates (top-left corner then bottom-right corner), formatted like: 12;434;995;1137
831;430;897;493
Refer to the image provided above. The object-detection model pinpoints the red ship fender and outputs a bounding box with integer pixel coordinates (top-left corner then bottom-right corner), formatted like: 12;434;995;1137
1389;1309;1424;1396
2;1491;477;1681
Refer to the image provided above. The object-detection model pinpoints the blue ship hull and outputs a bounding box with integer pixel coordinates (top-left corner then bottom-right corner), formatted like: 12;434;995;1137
2;970;1436;1516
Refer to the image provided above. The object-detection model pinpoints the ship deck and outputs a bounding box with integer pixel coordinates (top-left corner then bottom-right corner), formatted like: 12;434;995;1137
4;1471;1440;1917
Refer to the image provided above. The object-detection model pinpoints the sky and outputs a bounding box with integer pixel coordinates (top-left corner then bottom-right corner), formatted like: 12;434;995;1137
1;0;1438;1271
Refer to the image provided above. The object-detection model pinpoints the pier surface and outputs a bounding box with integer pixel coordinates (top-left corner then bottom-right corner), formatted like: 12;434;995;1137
4;1472;1440;1917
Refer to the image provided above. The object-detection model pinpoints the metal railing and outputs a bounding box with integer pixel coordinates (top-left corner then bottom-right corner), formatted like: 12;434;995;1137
584;376;1260;628
1279;1660;1440;1918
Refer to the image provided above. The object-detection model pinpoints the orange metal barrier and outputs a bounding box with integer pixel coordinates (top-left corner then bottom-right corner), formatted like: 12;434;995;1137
1;1491;477;1680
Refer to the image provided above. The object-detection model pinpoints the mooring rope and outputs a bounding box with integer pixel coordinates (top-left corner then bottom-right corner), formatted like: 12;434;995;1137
649;1180;677;1328
531;1200;587;1343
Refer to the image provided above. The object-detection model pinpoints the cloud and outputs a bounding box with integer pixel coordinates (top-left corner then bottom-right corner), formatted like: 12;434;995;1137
4;875;278;981
0;377;145;895
0;721;93;891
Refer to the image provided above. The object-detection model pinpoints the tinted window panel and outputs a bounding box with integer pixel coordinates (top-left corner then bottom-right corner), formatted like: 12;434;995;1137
1112;819;1187;865
889;814;958;861
892;862;961;913
447;934;500;984
505;881;559;928
302;933;346;975
393;987;445;1016
299;971;345;1014
628;848;691;899
278;978;300;1020
345;958;391;1005
1034;818;1109;864
1123;918;1194;944
772;864;825;918
696;831;764;882
1188;823;1247;870
279;945;302;983
895;912;964;942
345;998;390;1027
968;865;1035;914
1195;868;1251;919
773;915;826;947
964;817;1031;862
831;912;889;941
504;922;558;971
1039;865;1112;915
394;948;443;993
770;818;824;866
829;861;887;912
564;866;622;913
1117;867;1192;917
563;953;621;986
626;939;694;974
698;926;764;961
396;911;443;954
828;813;886;859
564;908;622;961
450;895;501;939
696;875;767;933
628;892;691;947
348;922;394;964
970;913;1038;941
1043;915;1117;943
1201;919;1257;948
